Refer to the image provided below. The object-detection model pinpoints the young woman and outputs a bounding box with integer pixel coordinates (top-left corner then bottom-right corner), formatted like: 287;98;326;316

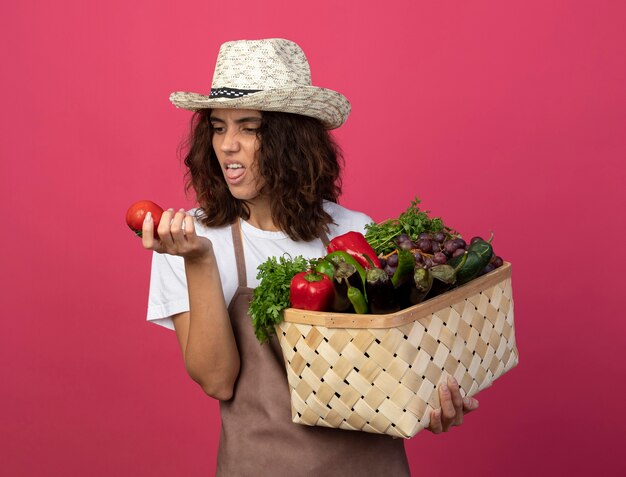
143;39;478;476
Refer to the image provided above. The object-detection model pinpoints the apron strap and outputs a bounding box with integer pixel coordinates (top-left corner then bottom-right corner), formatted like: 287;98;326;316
231;219;247;288
319;228;330;248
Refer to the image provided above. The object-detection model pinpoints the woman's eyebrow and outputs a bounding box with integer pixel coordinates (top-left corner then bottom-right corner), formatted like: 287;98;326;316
237;117;262;123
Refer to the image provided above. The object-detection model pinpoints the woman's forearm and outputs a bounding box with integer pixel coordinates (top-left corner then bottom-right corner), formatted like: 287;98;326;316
182;253;240;400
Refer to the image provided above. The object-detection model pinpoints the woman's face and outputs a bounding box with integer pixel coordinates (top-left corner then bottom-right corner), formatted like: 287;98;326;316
210;108;264;202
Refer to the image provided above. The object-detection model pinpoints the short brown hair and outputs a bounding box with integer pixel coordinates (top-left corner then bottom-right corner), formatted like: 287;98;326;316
182;110;343;241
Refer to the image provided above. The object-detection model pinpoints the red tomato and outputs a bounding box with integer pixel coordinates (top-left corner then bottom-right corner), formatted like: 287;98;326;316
126;200;164;238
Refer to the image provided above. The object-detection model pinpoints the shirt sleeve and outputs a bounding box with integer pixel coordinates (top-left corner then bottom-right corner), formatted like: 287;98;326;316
325;201;375;238
146;251;189;330
350;212;374;235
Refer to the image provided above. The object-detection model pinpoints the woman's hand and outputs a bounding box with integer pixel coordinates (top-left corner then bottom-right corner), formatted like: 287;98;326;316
142;208;212;262
427;376;479;434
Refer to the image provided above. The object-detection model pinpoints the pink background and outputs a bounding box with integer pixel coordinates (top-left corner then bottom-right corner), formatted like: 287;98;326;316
2;1;625;475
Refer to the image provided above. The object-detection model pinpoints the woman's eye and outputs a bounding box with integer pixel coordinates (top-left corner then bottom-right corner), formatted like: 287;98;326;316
242;124;260;133
211;125;225;133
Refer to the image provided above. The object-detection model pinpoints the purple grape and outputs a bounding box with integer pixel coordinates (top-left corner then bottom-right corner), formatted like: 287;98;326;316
433;252;447;264
399;240;414;251
417;239;432;253
433;232;446;243
384;265;397;277
412;252;424;264
423;257;434;269
453;248;466;258
419;232;433;240
397;233;410;244
492;256;504;268
443;240;459;255
470;236;484;245
481;263;495;275
379;257;387;269
387;254;398;267
453;238;467;250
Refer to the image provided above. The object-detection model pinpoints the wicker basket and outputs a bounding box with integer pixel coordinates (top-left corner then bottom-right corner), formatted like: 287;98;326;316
276;262;518;439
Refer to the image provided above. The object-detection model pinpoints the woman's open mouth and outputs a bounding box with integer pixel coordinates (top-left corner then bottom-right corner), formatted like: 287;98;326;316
225;163;246;185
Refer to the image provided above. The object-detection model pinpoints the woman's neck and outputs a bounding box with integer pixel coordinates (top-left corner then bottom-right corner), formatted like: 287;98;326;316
245;196;279;231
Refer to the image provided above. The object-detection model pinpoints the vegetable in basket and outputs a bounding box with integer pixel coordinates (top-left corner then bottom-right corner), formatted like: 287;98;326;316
332;261;365;312
448;238;493;285
364;197;452;255
251;201;506;341
391;249;416;288
250;254;309;343
325;250;366;286
410;267;433;305
327;231;381;269
289;270;334;312
347;286;368;314
427;263;459;297
365;268;400;314
312;258;335;280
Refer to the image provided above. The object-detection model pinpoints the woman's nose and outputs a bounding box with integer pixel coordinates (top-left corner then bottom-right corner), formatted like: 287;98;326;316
220;129;240;152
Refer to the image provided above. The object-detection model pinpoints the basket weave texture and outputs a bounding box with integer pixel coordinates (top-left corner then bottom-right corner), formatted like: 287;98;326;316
276;262;518;439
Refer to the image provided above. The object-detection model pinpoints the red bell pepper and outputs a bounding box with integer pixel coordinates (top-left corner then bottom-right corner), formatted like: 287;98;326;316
289;270;334;311
327;231;381;269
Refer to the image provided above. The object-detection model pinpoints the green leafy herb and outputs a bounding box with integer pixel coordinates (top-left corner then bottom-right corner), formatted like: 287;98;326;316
250;254;310;343
364;197;455;255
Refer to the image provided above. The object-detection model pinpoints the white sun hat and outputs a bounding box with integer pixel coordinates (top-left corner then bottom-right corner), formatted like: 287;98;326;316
169;38;351;129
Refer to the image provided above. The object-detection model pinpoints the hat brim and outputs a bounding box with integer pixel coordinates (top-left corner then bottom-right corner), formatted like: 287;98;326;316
169;86;350;129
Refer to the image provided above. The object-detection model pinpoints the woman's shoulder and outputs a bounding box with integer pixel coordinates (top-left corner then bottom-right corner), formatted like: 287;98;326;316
190;208;232;239
323;201;374;237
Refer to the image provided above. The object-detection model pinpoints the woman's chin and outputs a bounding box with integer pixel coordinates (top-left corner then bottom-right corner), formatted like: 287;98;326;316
228;187;265;203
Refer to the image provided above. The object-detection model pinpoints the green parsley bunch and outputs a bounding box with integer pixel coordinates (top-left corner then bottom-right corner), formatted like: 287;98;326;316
250;254;310;343
364;197;454;255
